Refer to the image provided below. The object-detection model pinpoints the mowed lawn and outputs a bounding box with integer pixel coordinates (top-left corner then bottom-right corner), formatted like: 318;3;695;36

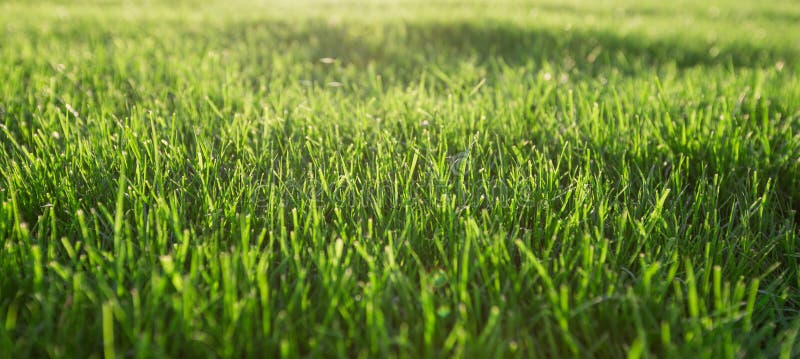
1;0;799;357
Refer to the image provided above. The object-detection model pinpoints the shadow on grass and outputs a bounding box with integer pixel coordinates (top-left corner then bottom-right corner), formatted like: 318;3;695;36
217;19;797;76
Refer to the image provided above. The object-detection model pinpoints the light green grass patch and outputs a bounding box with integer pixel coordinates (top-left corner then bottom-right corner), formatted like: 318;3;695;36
1;0;799;357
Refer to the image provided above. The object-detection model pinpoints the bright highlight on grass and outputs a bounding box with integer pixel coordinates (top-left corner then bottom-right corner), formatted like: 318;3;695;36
1;0;799;357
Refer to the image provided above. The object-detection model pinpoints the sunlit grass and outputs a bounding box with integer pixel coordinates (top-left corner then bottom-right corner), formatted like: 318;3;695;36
1;0;799;357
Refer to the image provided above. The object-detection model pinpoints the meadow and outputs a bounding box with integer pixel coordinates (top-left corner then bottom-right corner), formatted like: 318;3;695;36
1;0;799;357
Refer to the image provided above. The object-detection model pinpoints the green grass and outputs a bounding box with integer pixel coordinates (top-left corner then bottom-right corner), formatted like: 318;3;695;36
1;0;800;357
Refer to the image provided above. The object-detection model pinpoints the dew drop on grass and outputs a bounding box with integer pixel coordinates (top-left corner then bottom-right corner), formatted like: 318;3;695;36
429;268;448;289
436;305;451;318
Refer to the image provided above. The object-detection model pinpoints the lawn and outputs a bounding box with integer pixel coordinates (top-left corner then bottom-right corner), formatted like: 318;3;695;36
1;0;799;357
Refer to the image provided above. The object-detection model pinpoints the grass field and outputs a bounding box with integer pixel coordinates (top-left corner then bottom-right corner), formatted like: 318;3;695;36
1;0;800;357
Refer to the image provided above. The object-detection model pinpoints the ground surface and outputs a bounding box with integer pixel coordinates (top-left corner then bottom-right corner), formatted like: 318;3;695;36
1;0;800;357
